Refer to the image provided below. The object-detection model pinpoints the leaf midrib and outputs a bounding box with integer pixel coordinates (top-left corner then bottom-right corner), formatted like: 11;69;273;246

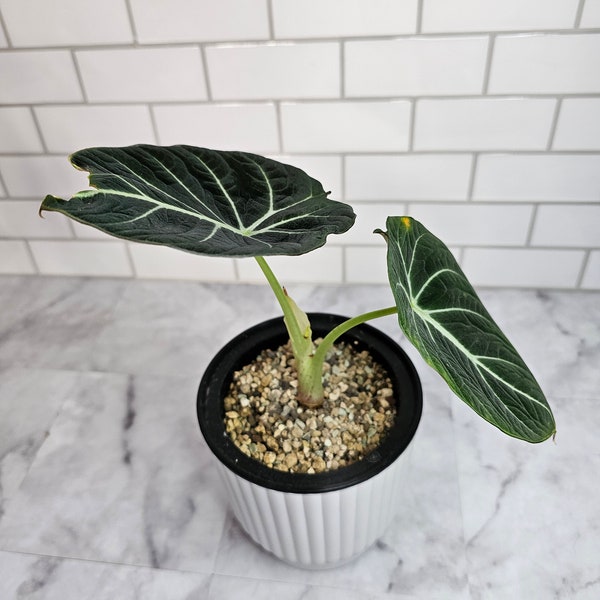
395;235;552;420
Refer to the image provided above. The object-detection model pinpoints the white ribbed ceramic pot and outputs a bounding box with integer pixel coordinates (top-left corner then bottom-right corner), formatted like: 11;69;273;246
197;314;422;569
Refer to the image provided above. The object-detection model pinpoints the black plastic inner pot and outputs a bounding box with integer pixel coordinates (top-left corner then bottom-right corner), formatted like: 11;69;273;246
197;313;423;494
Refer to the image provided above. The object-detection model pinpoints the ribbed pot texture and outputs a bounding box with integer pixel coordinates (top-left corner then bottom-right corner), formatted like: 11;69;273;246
197;314;422;568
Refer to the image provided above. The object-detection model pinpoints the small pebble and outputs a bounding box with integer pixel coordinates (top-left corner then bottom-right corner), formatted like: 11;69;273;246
223;338;396;474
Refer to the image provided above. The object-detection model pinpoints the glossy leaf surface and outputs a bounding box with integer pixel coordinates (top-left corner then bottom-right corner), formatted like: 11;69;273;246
41;145;355;257
380;216;556;443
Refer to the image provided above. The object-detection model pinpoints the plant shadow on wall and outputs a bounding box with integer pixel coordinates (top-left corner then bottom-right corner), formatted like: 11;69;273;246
39;145;556;568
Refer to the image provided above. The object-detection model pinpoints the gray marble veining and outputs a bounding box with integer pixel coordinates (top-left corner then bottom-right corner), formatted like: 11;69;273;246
0;276;598;599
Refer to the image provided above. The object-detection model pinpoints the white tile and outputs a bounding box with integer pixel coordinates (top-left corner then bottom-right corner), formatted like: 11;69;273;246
71;221;115;239
406;203;533;246
531;204;600;247
345;37;488;97
0;50;82;103
1;200;73;238
35;105;155;153
0;241;35;274
129;0;269;43
0;180;5;197
414;98;555;151
206;42;340;100
269;155;343;200
154;103;279;153
581;0;600;26
272;0;418;38
0;108;43;153
30;240;133;276
346;154;472;201
345;243;460;284
422;0;579;33
462;248;584;288
76;47;207;102
553;99;600;151
340;202;407;245
474;154;600;202
581;251;600;289
281;101;410;153
130;243;236;281
237;246;343;283
489;33;600;94
0;156;89;198
0;22;7;46
345;245;389;283
0;0;132;47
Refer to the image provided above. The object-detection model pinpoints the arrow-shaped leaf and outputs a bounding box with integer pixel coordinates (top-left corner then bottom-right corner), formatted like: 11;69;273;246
40;145;356;257
380;216;556;443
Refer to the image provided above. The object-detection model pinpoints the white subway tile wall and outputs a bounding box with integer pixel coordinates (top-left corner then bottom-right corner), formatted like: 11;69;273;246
281;101;411;152
582;0;600;27
422;0;580;33
206;43;340;100
0;2;598;289
581;251;600;289
0;240;35;274
0;108;44;152
35;106;156;153
0;0;133;47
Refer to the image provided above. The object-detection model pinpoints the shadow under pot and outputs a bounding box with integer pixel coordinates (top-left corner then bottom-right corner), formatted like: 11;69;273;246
197;313;422;569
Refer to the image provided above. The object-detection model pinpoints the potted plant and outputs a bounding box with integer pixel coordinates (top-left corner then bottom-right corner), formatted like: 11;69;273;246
39;145;556;568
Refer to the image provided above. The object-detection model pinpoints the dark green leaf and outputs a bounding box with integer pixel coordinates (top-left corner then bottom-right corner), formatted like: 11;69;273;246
40;145;355;257
380;216;556;443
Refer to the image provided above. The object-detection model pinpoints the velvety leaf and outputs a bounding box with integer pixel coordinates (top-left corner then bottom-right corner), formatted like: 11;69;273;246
379;216;556;443
40;145;355;257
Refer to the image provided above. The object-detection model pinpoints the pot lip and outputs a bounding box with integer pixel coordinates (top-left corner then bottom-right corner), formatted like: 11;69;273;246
197;313;422;494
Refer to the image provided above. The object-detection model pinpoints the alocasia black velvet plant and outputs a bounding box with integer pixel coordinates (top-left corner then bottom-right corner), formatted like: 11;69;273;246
40;145;556;443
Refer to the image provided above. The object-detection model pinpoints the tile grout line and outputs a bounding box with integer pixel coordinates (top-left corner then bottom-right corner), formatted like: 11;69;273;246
466;153;479;201
339;41;345;98
574;0;587;28
0;8;12;47
28;106;49;154
275;101;284;154
525;204;539;246
24;239;41;275
1;92;599;111
2;28;600;57
70;50;89;104
416;0;424;34
408;99;417;151
3;149;600;158
123;0;139;45
546;98;563;151
199;44;214;101
147;104;161;145
266;0;275;40
124;242;137;278
575;250;590;288
482;34;496;95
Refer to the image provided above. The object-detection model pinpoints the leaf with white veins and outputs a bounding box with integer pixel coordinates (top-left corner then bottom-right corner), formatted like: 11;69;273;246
379;216;556;443
40;145;356;257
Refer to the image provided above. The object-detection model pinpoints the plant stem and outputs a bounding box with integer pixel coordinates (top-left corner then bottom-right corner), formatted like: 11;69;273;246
312;306;398;366
254;256;399;408
254;256;303;345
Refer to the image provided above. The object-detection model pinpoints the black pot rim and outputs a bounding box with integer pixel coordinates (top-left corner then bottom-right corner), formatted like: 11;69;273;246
197;313;422;494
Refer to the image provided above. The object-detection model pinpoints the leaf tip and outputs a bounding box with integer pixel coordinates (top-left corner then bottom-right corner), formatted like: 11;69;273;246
400;216;412;229
373;228;388;241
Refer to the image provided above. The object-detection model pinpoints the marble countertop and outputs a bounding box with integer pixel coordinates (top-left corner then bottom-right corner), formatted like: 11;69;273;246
0;276;598;600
